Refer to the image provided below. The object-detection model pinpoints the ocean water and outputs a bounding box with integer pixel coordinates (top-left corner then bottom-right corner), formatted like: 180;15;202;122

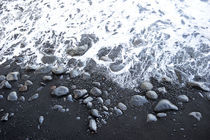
0;0;209;88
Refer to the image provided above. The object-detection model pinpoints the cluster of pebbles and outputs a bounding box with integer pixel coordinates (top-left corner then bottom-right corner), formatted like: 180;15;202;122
0;63;209;134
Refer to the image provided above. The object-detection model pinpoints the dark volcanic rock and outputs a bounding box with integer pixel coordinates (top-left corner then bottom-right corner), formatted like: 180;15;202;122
35;66;52;74
41;55;57;64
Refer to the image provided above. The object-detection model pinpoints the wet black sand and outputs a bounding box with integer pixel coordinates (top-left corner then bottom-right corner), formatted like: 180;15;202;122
0;59;210;140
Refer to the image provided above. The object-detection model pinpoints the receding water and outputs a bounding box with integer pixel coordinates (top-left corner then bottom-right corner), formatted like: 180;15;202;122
0;0;209;88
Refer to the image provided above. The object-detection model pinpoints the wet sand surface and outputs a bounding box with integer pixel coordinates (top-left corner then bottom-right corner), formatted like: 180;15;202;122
0;60;210;140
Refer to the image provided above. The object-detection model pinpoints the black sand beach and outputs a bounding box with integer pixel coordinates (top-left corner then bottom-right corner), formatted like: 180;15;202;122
0;59;210;140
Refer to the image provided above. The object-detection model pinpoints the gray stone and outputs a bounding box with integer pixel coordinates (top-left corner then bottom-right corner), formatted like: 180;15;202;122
162;76;172;83
0;95;3;99
147;114;157;122
103;106;108;111
28;93;39;101
154;99;178;112
90;87;102;96
73;89;87;99
52;105;65;112
41;55;57;64
114;107;123;116
4;81;12;89
130;95;148;107
25;80;33;86
189;112;202;121
43;76;53;81
89;119;97;132
82;72;91;80
157;113;167;118
67;45;89;56
52;86;69;96
0;75;6;81
146;91;158;100
157;87;167;94
104;99;111;106
87;102;93;108
177;95;189;103
67;95;73;102
97;97;103;104
70;69;80;78
100;56;112;61
83;97;93;104
7;91;18;101
1;113;9;121
91;109;100;118
6;72;19;81
35;66;52;74
52;66;66;75
19;96;25;102
206;93;210;101
110;62;125;72
141;81;153;90
118;102;127;111
187;81;210;92
39;116;44;124
93;82;101;87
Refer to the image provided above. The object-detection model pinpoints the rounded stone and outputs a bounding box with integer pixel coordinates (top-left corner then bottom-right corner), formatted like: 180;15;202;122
146;91;158;100
52;66;66;75
130;95;148;107
147;114;157;122
157;113;167;118
89;119;97;132
7;91;18;101
90;87;102;96
118;102;127;111
154;99;178;112
140;81;153;90
177;95;189;103
52;86;69;96
43;76;53;81
6;72;19;81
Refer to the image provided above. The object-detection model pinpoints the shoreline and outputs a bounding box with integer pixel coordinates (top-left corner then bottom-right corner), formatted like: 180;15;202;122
0;59;210;140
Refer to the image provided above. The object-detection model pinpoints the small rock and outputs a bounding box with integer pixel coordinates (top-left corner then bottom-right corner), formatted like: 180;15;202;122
25;80;33;86
82;72;91;80
89;119;97;132
41;55;57;64
52;66;66;75
100;56;112;61
114;107;123;116
19;96;25;102
162;76;172;83
43;76;53;81
52;86;69;96
146;91;158;100
52;105;65;112
154;99;178;112
102;106;108;111
177;95;189;103
1;113;9;121
206;93;210;101
104;99;111;106
35;66;52;74
76;117;80;120
7;91;18;101
87;102;93;108
70;69;80;78
28;93;39;101
67;95;73;102
187;81;210;92
141;81;153;90
0;75;6;81
91;109;100;118
103;90;109;97
73;89;87;99
83;97;93;104
147;114;157;122
157;87;167;94
39;116;44;124
6;72;19;81
130;95;148;107
189;112;202;121
4;81;12;89
19;85;28;92
157;113;167;118
0;95;3;99
118;102;127;111
97;97;103;104
90;87;102;96
93;82;101;87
